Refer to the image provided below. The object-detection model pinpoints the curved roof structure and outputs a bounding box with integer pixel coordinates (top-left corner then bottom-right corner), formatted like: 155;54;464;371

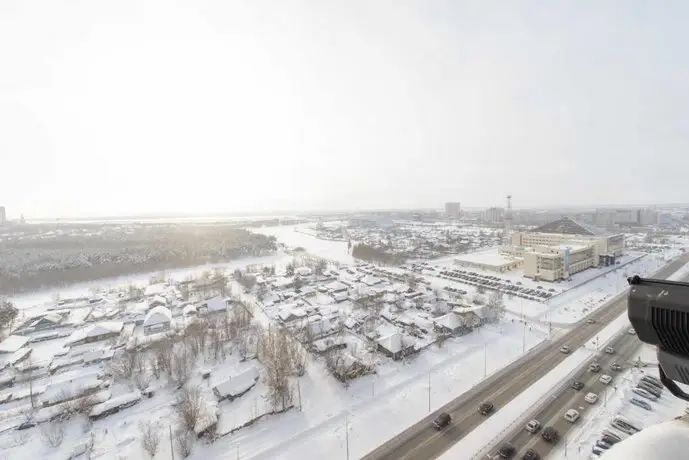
144;306;172;326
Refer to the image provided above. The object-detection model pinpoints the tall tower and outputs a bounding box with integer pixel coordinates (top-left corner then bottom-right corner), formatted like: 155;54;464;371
503;195;513;245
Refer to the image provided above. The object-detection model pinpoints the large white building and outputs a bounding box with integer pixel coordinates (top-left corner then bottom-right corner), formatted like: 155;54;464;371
506;217;624;282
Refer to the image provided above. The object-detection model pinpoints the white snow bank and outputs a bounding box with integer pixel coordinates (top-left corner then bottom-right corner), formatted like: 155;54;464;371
439;347;593;459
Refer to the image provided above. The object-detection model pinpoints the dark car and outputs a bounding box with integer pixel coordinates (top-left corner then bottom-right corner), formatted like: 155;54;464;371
541;426;560;444
498;443;516;459
522;449;540;460
571;380;584;391
433;412;451;430
479;402;494;415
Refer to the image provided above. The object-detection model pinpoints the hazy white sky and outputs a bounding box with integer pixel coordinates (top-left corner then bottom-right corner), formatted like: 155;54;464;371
1;0;688;218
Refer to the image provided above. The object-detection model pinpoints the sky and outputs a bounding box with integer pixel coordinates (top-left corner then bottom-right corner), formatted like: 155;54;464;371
1;0;688;219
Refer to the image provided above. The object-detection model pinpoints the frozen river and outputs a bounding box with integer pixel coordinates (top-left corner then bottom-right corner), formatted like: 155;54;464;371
253;223;354;265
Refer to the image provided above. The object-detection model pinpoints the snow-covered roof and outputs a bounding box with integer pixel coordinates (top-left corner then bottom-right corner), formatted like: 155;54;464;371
42;374;102;406
296;266;312;276
0;335;29;353
332;292;348;302
202;296;228;313
213;366;259;398
86;321;123;337
89;390;142;418
278;307;307;322
308;317;332;336
325;281;348;292
361;275;382;286
149;295;167;307
377;332;405;353
144;283;167;297
434;313;465;330
144;306;172;326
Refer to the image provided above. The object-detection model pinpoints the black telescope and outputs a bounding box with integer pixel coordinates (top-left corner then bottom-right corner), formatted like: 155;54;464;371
627;275;689;401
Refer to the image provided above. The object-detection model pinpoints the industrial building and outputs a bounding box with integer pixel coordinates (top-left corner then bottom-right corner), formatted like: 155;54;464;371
505;217;625;282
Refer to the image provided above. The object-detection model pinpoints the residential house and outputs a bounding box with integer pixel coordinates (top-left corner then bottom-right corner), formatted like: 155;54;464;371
67;322;124;346
0;335;29;354
148;295;167;310
212;366;259;402
376;331;416;360
433;313;469;335
143;306;172;335
198;296;231;316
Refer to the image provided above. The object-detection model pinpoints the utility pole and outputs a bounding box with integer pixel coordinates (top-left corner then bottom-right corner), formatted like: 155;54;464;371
345;414;350;460
297;381;302;411
484;343;487;378
428;372;431;412
522;319;526;353
169;424;175;460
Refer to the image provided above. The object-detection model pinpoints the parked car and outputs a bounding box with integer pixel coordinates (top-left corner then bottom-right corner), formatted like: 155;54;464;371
628;328;637;335
541;426;559;443
433;412;452;430
637;382;662;398
525;419;541;433
522;448;540;460
498;443;516;459
586;318;596;324
630;397;652;411
632;387;658;401
479;402;494;415
601;434;621;445
571;380;584;391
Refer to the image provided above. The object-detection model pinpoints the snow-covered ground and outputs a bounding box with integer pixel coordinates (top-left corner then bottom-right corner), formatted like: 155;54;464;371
253;224;354;265
549;344;688;460
199;317;547;460
439;347;594;460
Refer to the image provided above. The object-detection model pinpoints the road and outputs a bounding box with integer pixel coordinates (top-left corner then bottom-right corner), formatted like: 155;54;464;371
363;254;689;460
488;330;643;459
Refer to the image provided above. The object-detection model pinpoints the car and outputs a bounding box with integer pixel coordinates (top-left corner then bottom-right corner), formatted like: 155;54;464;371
522;448;540;460
433;412;451;430
586;318;596;324
610;363;622;371
479;402;494;415
585;392;599;404
628;328;636;335
630;397;652;410
589;362;601;373
525;419;541;433
571;380;584;391
605;347;615;354
599;374;613;385
564;409;580;423
498;443;516;459
541;426;560;443
560;345;571;354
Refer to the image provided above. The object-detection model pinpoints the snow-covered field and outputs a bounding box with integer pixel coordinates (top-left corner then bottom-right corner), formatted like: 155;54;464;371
439;347;594;460
253;224;354;265
549;345;688;460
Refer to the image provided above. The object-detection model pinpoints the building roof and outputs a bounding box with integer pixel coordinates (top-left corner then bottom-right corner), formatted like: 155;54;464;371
86;321;123;337
530;217;609;236
213;366;259;398
0;335;29;353
144;306;172;326
434;313;465;330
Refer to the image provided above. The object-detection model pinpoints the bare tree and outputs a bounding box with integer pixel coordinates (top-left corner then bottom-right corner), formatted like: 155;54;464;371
171;348;192;388
140;420;161;458
487;291;506;321
257;327;296;410
152;339;172;376
110;349;140;381
175;428;194;458
477;285;486;295
0;299;18;334
41;420;65;448
174;384;205;433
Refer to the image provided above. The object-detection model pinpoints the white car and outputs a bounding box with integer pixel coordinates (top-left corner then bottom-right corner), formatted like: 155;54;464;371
585;392;599;404
564;408;580;423
560;345;571;354
628;328;637;335
525;419;541;433
605;347;615;354
599;374;613;385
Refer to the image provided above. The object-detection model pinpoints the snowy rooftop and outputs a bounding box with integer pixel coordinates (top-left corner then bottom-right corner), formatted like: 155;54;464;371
144;306;172;326
213;366;259;398
455;250;519;267
0;334;29;353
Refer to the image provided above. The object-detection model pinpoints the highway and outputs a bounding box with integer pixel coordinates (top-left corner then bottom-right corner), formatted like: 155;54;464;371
487;330;643;459
363;254;689;460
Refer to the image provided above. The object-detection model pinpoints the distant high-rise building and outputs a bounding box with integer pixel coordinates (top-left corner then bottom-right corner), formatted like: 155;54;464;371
0;206;5;226
483;207;505;223
445;202;461;219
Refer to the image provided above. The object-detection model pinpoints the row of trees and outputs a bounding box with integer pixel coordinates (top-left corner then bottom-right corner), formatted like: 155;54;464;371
351;243;407;265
